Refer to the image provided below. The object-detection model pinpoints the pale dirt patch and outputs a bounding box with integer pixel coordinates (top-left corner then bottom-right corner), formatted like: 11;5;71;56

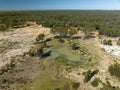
100;45;120;57
98;35;120;57
0;25;51;68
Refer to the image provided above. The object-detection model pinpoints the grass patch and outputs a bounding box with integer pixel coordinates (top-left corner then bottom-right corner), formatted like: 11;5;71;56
109;63;120;80
55;56;69;65
54;56;87;67
25;63;71;90
49;39;98;68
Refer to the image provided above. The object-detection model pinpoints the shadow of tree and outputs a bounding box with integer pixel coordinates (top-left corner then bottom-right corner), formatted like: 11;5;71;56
41;51;52;58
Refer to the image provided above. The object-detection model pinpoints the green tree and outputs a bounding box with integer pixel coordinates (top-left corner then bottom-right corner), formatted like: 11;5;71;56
68;29;77;38
51;27;68;37
107;39;112;46
0;24;7;31
71;43;79;50
36;34;45;42
83;25;93;39
102;39;112;46
36;34;46;57
91;78;100;87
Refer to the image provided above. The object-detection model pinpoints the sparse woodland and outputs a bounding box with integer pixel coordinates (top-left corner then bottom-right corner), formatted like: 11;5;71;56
1;10;120;37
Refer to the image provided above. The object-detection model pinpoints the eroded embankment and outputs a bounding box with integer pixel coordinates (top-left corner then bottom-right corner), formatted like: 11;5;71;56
0;25;51;68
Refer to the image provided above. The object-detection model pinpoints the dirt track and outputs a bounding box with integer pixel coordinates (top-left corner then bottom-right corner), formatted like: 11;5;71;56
0;25;51;68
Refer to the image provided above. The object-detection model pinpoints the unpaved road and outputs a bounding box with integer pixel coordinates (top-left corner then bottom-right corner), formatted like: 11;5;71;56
0;25;51;68
93;32;111;71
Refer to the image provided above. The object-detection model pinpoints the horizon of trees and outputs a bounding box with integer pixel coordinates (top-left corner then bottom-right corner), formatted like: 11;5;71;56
0;10;120;37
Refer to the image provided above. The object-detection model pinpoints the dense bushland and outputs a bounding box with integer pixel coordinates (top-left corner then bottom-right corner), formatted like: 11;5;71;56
1;10;120;36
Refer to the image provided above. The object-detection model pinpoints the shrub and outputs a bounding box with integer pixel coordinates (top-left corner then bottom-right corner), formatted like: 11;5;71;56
28;47;38;56
28;47;44;57
100;84;120;90
72;82;80;89
37;48;44;57
109;63;120;80
84;69;99;83
102;39;112;46
0;24;7;31
36;34;45;42
91;78;100;87
71;43;79;50
107;40;112;46
117;38;120;46
45;38;52;42
58;38;65;43
0;60;15;75
101;80;120;90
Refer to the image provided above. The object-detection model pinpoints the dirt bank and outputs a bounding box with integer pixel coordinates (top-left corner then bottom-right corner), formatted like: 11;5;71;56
0;25;51;68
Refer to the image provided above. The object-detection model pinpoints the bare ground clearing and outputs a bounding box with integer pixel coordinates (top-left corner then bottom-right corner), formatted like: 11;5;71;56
0;25;51;68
